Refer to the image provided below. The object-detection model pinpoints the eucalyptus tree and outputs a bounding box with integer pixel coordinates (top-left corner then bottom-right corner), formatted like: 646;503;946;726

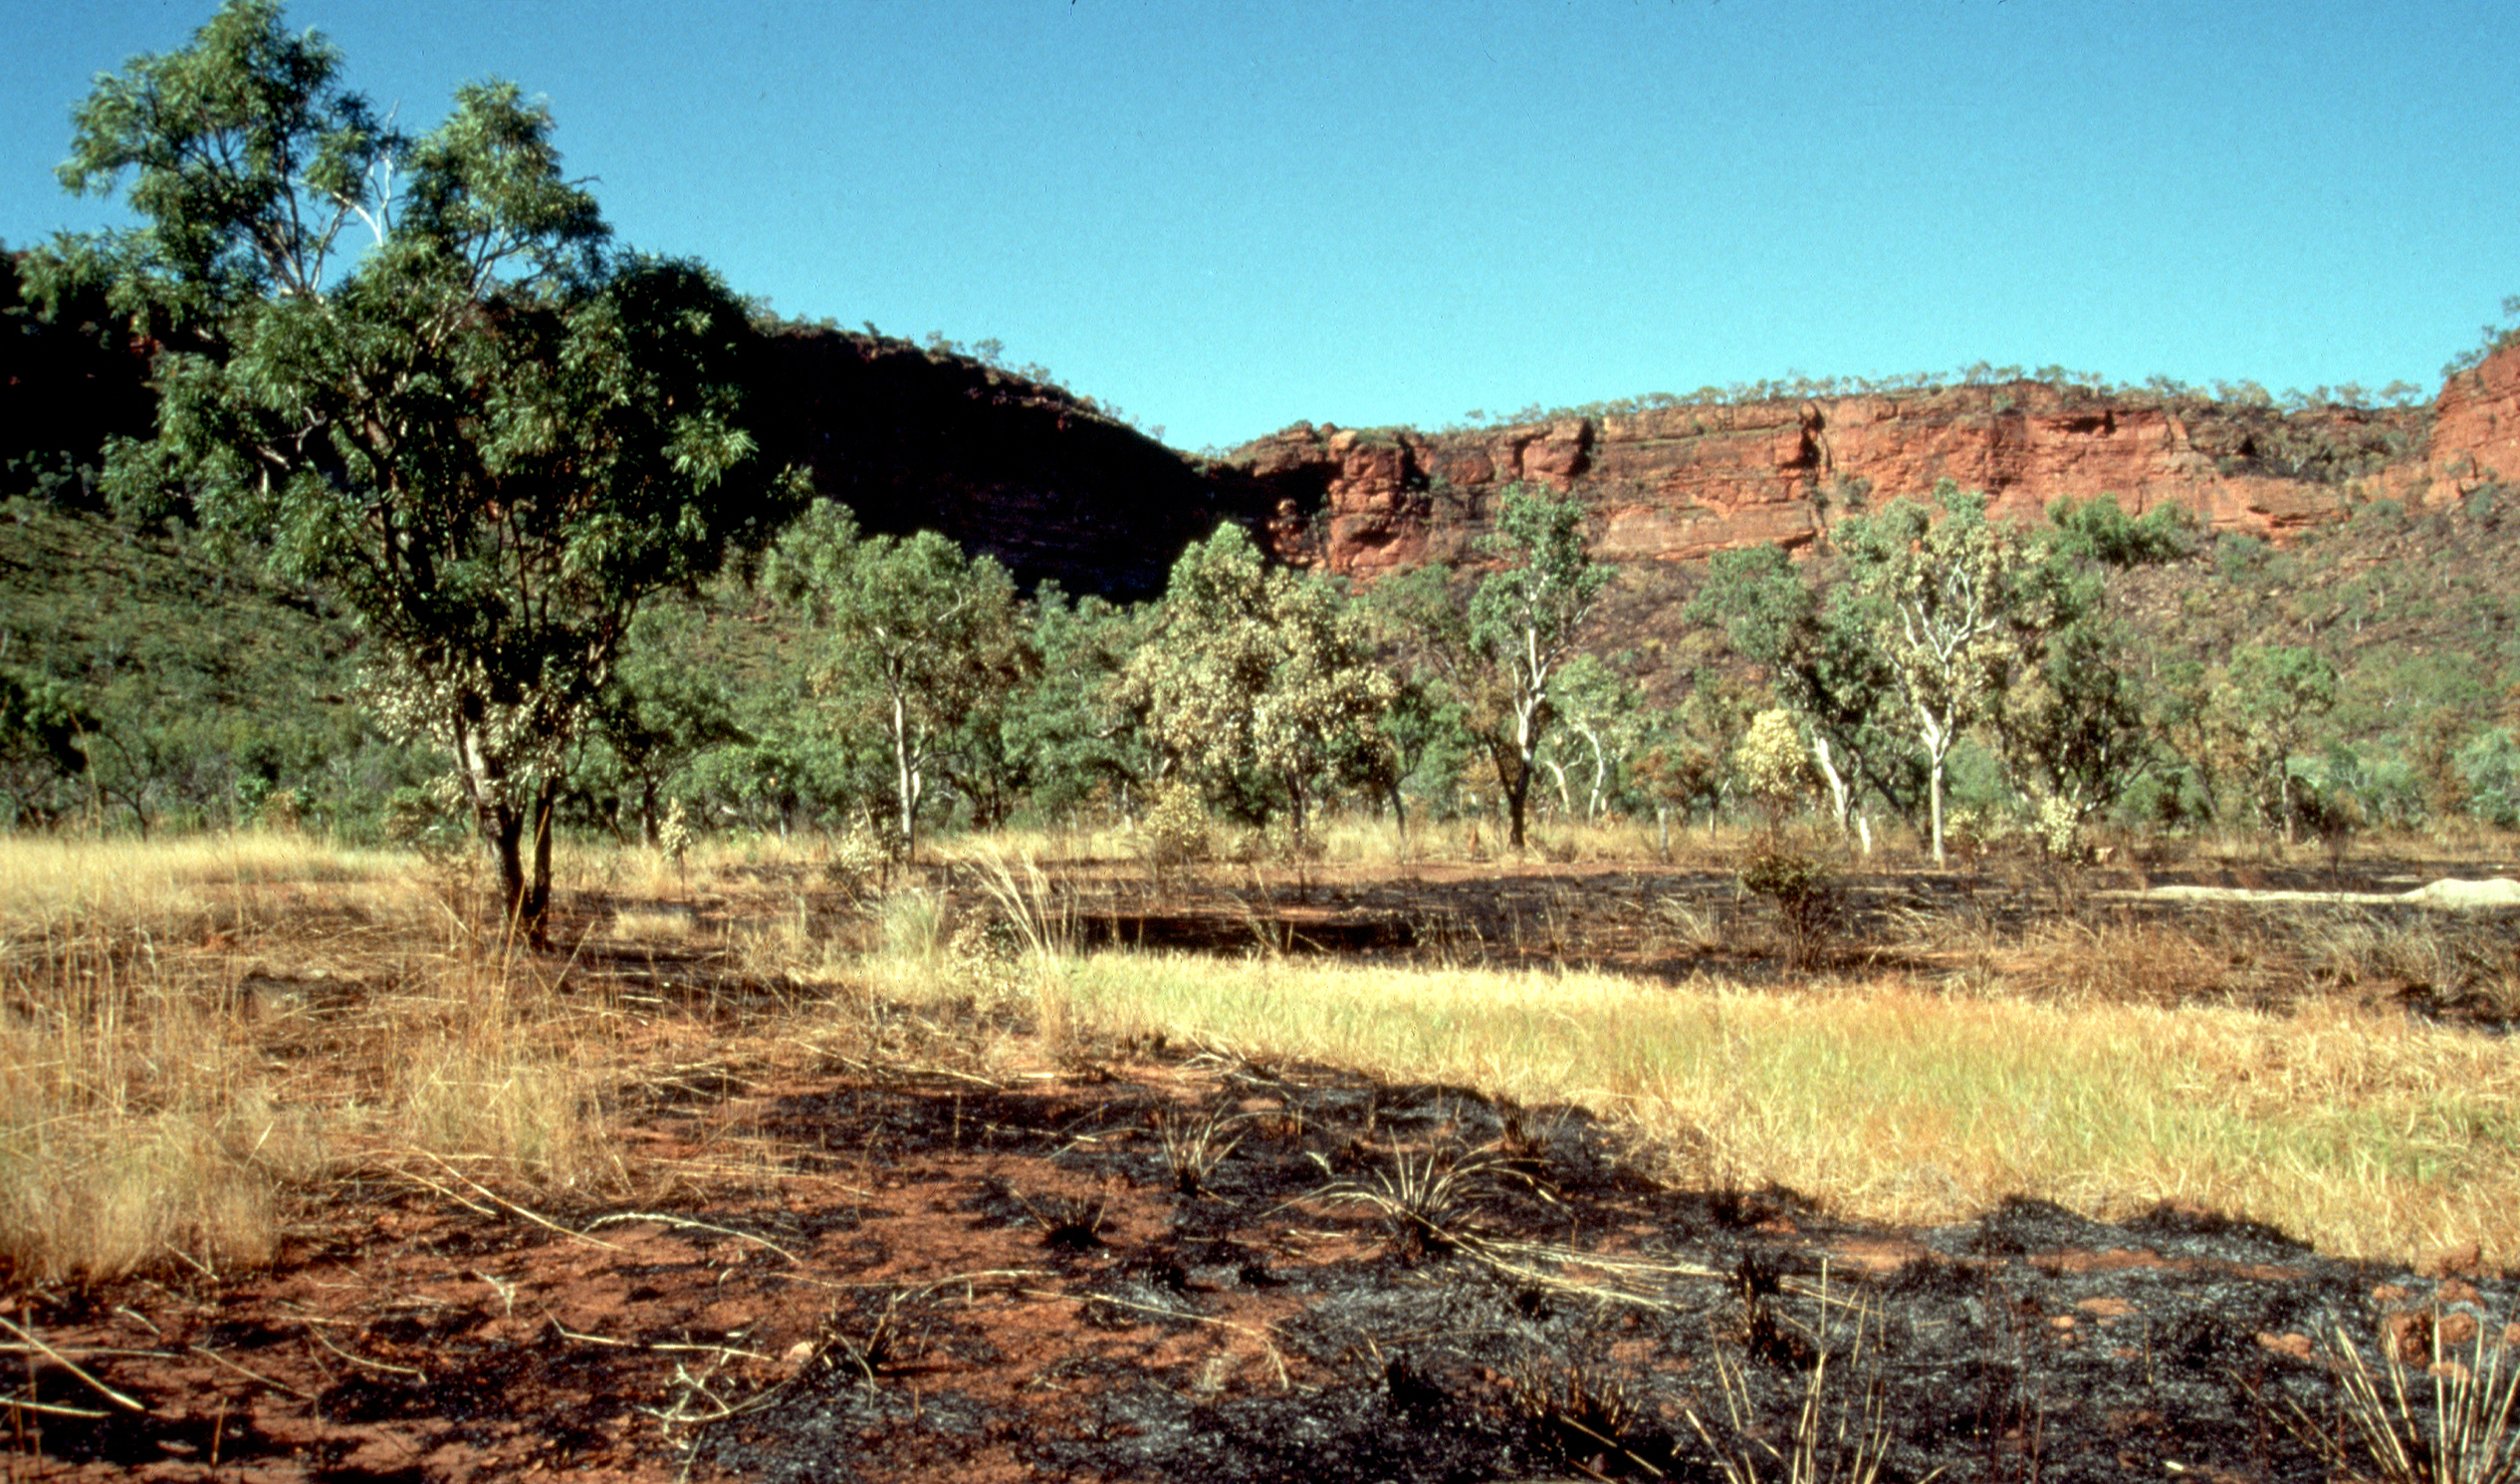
1007;582;1153;822
1691;543;1923;846
1984;495;2185;844
1120;524;1392;842
1373;485;1609;850
1534;652;1645;822
767;500;1028;858
2208;644;2339;844
1836;482;2027;865
40;0;796;933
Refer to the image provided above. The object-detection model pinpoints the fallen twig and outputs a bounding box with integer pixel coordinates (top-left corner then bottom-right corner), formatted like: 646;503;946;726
190;1343;316;1399
1;1394;111;1419
1037;1289;1292;1391
585;1211;802;1264
0;1313;146;1413
395;1149;621;1250
306;1324;426;1382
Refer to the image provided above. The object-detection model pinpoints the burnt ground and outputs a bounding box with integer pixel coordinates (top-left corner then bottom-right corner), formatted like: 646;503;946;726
7;853;2517;1482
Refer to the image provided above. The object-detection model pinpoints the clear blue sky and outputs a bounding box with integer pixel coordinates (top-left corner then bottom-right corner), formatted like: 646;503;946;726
6;0;2516;452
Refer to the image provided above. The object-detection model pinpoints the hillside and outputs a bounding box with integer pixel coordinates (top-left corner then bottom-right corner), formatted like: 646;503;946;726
14;238;2520;835
747;326;1272;600
19;241;2520;600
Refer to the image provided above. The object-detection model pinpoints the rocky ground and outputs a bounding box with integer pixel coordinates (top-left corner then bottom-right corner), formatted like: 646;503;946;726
7;857;2516;1482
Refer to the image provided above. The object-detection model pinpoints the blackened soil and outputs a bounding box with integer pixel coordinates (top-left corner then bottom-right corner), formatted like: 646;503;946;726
11;855;2517;1482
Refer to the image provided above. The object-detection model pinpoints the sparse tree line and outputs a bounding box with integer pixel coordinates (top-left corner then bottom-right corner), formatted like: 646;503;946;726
25;451;2520;893
12;1;2520;941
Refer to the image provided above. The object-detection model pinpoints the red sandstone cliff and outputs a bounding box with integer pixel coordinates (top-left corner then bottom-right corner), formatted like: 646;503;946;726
2429;349;2520;498
1223;349;2520;581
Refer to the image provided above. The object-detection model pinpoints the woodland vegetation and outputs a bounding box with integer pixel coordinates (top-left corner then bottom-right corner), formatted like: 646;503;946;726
10;3;2520;891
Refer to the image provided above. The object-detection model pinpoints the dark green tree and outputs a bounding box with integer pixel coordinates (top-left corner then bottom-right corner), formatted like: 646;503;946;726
1005;582;1151;822
573;595;749;846
42;1;796;933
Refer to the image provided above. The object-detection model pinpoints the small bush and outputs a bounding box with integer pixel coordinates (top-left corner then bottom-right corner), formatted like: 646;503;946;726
1740;851;1836;970
1136;780;1211;868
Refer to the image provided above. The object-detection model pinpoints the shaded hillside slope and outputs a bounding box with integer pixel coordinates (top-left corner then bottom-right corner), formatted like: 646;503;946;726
749;326;1264;600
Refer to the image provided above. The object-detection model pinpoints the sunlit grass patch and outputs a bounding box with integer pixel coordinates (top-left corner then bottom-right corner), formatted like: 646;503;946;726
0;834;622;1282
1055;950;2520;1266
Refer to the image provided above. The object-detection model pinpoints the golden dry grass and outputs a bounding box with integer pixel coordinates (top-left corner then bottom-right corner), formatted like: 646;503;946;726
1056;951;2520;1267
0;834;624;1284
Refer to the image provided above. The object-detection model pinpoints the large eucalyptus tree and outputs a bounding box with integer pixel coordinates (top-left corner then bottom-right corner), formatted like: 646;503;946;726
1121;525;1393;842
39;1;797;934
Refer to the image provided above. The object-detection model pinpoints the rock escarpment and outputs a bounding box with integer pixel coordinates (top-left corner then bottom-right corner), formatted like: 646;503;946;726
1219;350;2520;582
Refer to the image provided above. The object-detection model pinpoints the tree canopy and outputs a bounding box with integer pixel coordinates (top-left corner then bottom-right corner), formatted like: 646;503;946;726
1120;524;1392;841
40;0;798;932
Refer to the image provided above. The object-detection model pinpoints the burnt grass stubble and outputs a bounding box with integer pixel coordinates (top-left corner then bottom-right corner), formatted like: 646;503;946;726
710;1072;2481;1484
14;854;2519;1483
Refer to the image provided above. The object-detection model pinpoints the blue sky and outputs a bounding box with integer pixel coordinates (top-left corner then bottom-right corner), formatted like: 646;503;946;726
6;0;2517;452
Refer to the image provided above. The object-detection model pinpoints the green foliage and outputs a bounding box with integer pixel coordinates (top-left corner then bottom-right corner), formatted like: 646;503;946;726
1738;850;1835;969
41;1;799;927
2043;493;2196;568
2208;644;2341;842
1531;652;1648;822
767;500;1028;856
1004;582;1151;821
569;595;749;844
1835;482;2029;864
1376;485;1610;849
2443;293;2520;378
4;254;155;516
2456;728;2520;830
1120;524;1393;840
0;501;428;835
1691;542;1924;839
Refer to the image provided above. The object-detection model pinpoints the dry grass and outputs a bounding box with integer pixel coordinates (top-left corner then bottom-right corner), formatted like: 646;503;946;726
1057;951;2520;1266
11;828;2518;1285
0;834;623;1284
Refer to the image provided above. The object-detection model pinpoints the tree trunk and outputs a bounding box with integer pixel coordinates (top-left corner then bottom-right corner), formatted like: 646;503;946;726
891;694;921;860
1503;762;1532;851
1929;757;1947;866
489;804;527;929
526;779;556;937
1810;735;1855;839
481;784;558;947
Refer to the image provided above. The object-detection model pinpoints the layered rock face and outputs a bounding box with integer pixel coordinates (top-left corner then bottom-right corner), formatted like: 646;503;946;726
2429;349;2520;497
1218;351;2520;582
